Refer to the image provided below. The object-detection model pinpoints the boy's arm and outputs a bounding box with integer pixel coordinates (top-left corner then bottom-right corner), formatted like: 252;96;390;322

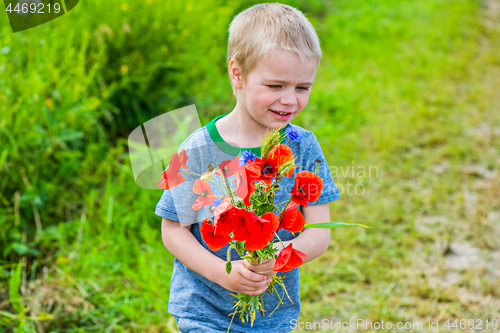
279;202;331;262
161;218;221;282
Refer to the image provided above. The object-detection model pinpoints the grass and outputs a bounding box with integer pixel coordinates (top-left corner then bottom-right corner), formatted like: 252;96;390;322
1;0;499;332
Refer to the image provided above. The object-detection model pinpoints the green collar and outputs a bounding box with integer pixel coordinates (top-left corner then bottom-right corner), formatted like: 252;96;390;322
206;114;290;157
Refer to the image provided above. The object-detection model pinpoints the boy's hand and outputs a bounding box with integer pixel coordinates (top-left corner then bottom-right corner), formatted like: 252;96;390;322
218;260;272;295
244;258;277;280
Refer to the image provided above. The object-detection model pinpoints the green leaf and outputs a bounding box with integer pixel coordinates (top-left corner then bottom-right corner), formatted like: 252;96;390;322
0;149;9;170
225;261;232;274
304;222;371;229
253;203;274;216
37;312;54;321
0;310;15;318
12;243;31;256
8;259;25;315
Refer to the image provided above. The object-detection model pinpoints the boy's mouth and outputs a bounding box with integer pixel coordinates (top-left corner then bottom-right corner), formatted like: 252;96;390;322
269;109;292;116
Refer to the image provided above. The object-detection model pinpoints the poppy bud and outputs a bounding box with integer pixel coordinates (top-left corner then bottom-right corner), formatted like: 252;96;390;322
207;163;215;172
201;171;213;181
315;159;322;174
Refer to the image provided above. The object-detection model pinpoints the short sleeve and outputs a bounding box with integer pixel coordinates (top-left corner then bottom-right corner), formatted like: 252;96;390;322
299;132;340;205
155;189;182;221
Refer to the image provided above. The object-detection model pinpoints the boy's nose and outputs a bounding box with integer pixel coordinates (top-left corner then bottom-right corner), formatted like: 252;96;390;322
279;89;298;107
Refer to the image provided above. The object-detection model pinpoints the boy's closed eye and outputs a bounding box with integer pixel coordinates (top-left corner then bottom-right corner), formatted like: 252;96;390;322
267;85;310;91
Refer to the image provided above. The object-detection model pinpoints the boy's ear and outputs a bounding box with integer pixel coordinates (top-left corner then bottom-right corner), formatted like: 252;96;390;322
229;59;243;89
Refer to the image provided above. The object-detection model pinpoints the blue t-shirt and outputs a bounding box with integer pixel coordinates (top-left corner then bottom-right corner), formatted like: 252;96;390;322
155;115;340;332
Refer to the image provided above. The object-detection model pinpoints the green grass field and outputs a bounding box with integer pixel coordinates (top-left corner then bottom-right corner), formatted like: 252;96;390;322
1;0;499;332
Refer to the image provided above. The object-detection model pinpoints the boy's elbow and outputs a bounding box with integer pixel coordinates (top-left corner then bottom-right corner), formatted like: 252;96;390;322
161;217;192;251
161;220;171;250
319;229;331;255
161;217;179;250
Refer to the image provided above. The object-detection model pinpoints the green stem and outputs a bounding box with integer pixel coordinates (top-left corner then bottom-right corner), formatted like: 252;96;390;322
221;171;236;203
211;170;231;195
274;232;286;250
227;308;237;333
275;278;293;303
272;283;283;305
314;161;321;174
278;197;293;221
228;173;237;192
179;170;202;177
210;180;228;195
183;170;229;195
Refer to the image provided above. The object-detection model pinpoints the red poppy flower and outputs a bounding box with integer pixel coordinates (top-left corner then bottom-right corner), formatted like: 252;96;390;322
244;160;264;182
232;209;279;251
268;144;295;176
214;197;235;236
192;179;217;211
214;196;233;221
178;149;189;169
200;217;232;251
273;243;308;272
279;201;305;232
235;164;261;206
290;171;324;207
217;157;240;178
234;166;249;200
251;157;279;186
156;149;189;190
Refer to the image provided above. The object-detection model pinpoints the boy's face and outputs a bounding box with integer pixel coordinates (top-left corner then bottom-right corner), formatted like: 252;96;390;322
230;50;317;130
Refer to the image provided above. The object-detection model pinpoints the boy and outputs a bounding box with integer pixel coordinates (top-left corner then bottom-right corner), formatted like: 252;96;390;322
156;3;340;332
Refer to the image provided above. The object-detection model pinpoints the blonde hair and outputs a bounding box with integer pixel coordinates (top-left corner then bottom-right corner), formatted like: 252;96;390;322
227;2;322;97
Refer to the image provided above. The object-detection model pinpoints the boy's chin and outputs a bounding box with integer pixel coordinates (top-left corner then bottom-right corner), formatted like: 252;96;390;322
266;122;290;131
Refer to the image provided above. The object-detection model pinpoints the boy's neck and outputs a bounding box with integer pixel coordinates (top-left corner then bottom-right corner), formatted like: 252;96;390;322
216;106;281;148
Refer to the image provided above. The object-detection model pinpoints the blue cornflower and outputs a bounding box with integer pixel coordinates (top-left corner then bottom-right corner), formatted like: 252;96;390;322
210;198;222;208
239;150;257;166
285;126;302;143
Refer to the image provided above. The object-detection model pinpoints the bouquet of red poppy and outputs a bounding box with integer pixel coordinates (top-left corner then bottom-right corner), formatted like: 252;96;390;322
156;128;369;329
